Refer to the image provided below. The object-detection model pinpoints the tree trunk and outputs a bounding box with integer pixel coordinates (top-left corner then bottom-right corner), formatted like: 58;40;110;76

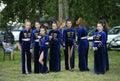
63;0;69;20
58;0;63;22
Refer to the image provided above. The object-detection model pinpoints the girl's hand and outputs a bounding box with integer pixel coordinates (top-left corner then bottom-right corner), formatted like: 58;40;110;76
45;42;49;45
95;47;98;51
93;47;96;51
93;47;98;51
49;36;52;39
38;36;41;39
30;49;32;53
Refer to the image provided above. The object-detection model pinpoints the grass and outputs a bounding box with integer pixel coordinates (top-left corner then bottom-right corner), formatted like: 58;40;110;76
0;47;120;81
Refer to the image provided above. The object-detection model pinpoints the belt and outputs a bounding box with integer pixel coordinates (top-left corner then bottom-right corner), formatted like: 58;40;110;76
94;41;101;43
35;39;39;42
81;36;87;39
22;38;30;41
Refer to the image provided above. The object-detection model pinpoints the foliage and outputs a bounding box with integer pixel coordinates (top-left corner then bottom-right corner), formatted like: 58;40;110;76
0;0;120;28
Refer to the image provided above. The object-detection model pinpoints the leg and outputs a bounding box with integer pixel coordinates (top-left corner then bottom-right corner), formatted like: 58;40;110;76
85;42;89;71
15;43;21;51
27;51;32;73
21;47;26;74
25;53;28;74
10;50;14;60
43;49;48;72
39;51;44;66
34;44;40;73
70;46;74;69
68;46;71;70
64;46;68;70
70;46;73;58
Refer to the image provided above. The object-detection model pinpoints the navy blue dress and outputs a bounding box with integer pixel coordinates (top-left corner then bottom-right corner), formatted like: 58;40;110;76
92;31;107;74
103;29;109;71
95;29;109;71
39;34;49;73
19;29;32;74
31;29;41;73
49;29;61;72
77;27;89;71
63;28;76;70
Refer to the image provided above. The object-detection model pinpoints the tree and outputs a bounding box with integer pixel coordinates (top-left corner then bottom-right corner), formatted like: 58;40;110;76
0;0;120;28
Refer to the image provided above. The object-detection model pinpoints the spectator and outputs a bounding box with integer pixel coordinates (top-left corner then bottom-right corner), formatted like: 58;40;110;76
2;41;21;60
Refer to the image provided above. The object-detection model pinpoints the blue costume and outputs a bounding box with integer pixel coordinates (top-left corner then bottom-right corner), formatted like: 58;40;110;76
19;29;32;74
49;29;61;72
77;27;89;71
31;29;41;73
39;34;49;73
93;31;106;74
95;29;109;71
103;29;109;71
63;28;76;70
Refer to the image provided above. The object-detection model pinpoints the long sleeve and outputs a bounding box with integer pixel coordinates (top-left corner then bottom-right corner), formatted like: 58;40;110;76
73;30;76;44
92;33;95;47
77;28;82;43
19;30;23;45
97;32;106;48
63;29;66;43
43;35;49;46
57;31;62;42
30;31;34;49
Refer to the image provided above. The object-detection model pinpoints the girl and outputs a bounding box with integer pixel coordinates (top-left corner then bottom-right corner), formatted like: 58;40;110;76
39;27;49;73
49;22;61;72
99;19;109;71
31;20;41;73
19;19;32;74
93;21;107;74
63;19;75;71
95;19;109;71
76;18;89;71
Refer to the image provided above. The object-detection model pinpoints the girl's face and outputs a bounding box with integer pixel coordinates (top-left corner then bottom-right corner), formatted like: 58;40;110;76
62;22;66;27
35;22;40;29
40;28;45;35
66;21;72;28
52;23;58;30
25;22;31;29
97;23;103;31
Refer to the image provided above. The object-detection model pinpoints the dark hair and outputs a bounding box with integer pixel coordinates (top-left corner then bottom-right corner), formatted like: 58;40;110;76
66;18;72;23
35;20;41;24
52;21;59;29
101;19;109;31
98;19;109;31
40;25;47;34
24;19;31;24
52;20;57;24
98;20;104;26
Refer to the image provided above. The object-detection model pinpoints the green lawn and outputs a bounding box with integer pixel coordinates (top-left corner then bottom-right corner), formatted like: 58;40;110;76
0;47;120;81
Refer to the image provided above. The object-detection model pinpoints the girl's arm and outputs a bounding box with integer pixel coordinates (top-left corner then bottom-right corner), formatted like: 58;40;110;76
62;29;66;47
77;28;82;44
30;31;34;49
97;32;106;49
44;35;49;45
92;31;96;48
73;30;76;44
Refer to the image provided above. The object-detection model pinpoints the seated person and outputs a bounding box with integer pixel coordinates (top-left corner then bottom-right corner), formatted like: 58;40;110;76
4;27;14;44
2;41;21;60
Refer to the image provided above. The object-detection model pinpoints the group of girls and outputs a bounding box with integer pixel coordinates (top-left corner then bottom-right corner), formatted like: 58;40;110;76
19;18;109;75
